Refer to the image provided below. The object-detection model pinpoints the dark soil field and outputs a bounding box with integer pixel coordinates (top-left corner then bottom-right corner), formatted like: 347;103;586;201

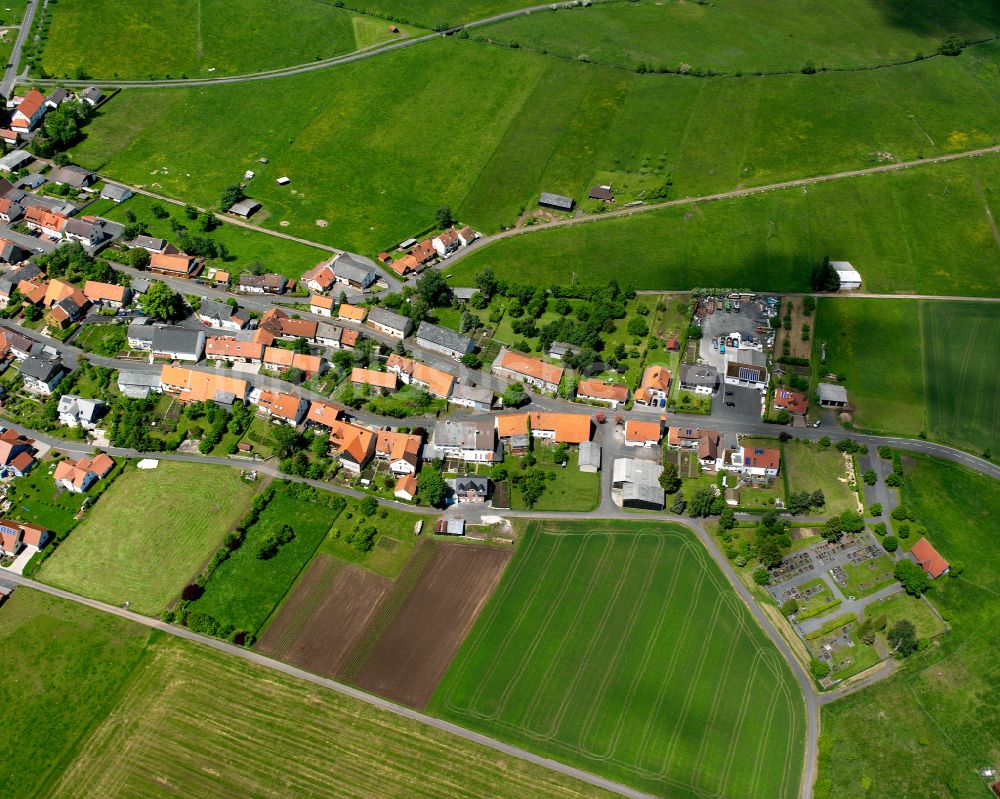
353;542;512;708
255;555;391;678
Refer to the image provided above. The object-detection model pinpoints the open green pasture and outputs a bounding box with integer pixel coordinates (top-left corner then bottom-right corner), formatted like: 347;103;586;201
71;38;1000;255
449;155;1000;295
348;0;524;27
815;298;1000;454
89;193;327;279
783;440;859;515
0;591;611;799
40;462;259;615
482;0;1000;73
185;483;336;634
818;455;1000;799
36;0;411;80
432;519;805;799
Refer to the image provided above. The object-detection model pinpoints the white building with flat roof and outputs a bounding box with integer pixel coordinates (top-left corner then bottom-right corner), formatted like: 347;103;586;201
831;261;862;290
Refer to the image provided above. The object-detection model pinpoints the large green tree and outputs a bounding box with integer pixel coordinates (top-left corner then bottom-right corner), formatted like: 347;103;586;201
141;280;184;321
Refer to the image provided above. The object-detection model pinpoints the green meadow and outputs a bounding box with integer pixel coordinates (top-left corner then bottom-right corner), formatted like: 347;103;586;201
433;520;805;799
70;37;1000;254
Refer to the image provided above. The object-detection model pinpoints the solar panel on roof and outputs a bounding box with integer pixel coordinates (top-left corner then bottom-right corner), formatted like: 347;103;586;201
755;448;764;455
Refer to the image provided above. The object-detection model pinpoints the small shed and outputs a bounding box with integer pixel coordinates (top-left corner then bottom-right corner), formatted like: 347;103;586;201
588;185;614;202
578;441;601;473
229;198;261;218
817;383;849;408
435;518;465;536
831;261;862;290
100;183;133;203
539;192;574;211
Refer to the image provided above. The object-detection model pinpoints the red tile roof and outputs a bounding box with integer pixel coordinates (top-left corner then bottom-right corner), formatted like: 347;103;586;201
773;389;808;415
495;412;591;444
576;378;628;403
625;419;661;444
911;537;949;578
495;349;564;387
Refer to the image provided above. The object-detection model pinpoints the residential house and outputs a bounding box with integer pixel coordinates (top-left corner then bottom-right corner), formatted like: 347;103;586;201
63;216;110;249
457;226;477;246
19;354;67;395
45;87;68;108
196;299;250;331
338;303;367;324
339;328;359;350
0;429;36;476
257;308;317;342
159;364;249;405
149;252;201;278
624;419;661;448
912;537;950;579
304;400;341;431
238;272;286;294
130;277;151;297
612;458;664;510
724;355;768;391
262;347;325;376
415;322;475;360
430;419;497;463
696;430;722;470
212;271;230;288
315;322;343;348
727;445;781;479
492;348;562;394
24;206;68;238
328;419;376;473
0;238;26;263
667;426;703;449
253;389;307;425
151;327;205;362
80;86;104;106
310;295;336;317
3;328;34;360
0;519;49;557
117;370;161;399
431;228;460;257
451;475;489;503
10;89;47;133
394;474;417;502
57;395;105;429
126;317;155;349
495;412;591;444
385;354;454;399
0;129;17;147
578;441;602;473
773;389;808;416
204;337;264;364
83;280;131;308
449;383;493;411
576;378;628;409
679;363;719;395
375;429;421;475
367;306;412;339
50;165;97;189
636;365;671;406
817;383;849;408
126;235;172;254
0;198;24;223
100;184;133;203
410;239;436;265
53;453;114;493
546;341;579;361
351;367;397;392
300;262;336;294
331;254;377;290
389;254;418;276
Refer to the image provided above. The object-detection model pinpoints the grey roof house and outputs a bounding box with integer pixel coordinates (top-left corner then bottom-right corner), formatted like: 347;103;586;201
451;475;490;503
57;395;105;429
366;306;412;338
539;192;574;211
415;322;475;359
117;370;162;399
50;165;97;189
20;354;67;395
100;184;133;203
150;327;205;362
332;254;377;289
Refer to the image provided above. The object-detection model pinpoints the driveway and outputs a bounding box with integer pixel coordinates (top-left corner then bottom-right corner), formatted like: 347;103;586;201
710;384;764;425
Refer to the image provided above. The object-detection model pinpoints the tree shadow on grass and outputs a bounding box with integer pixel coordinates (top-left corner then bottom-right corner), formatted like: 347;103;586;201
872;0;1000;37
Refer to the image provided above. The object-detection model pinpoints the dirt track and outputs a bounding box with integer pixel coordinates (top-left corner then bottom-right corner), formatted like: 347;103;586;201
354;543;512;708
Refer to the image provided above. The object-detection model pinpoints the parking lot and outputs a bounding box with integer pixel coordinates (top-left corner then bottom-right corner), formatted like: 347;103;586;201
697;297;774;375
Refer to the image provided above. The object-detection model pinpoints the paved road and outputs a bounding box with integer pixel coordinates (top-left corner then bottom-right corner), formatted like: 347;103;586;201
443;146;1000;270
27;2;574;90
0;574;657;799
0;0;37;97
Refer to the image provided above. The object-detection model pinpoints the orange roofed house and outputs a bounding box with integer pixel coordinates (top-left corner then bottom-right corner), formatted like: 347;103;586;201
305;399;342;430
492;347;564;394
375;429;422;475
911;536;950;578
351;367;397;392
773;389;808;416
576;378;629;409
496;412;591;446
386;353;454;399
53;453;114;494
160;365;249;405
262;347;325;376
149;252;201;278
636;365;671;407
625;419;662;448
328;419;376;473
0;518;50;557
253;389;307;425
11;89;47;133
727;445;780;480
83;280;132;308
338;303;367;323
393;473;417;502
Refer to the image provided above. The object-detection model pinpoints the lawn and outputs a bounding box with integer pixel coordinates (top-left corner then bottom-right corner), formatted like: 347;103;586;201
432;520;806;799
91;193;327;280
505;448;600;512
838;554;897;598
0;590;154;799
184;483;336;634
793;577;841;621
481;0;1000;74
0;593;614;799
317;496;423;579
3;460;89;534
39;462;259;615
783;440;859;515
73;322;128;357
35;0;405;80
70;37;1000;256
448;154;1000;295
814;298;1000;454
818;455;1000;798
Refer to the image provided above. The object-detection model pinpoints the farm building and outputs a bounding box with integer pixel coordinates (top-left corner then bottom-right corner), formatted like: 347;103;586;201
612;458;664;510
0;149;32;172
588;185;614;201
578;441;601;472
100;184;132;203
817;383;849;408
831;261;862;290
492;347;563;394
117;370;161;399
228;198;262;218
449;383;493;411
496;412;591;445
415;322;475;360
539;192;574;211
331;254;378;289
429;419;497;463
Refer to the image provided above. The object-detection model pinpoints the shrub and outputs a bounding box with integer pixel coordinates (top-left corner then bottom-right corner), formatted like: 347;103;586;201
896;522;910;539
781;598;799;617
181;583;204;601
752;567;771;585
882;536;899;552
873;522;887;536
869;502;882;517
810;658;830;679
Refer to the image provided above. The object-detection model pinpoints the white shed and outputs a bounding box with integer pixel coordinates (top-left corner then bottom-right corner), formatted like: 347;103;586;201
831;261;862;290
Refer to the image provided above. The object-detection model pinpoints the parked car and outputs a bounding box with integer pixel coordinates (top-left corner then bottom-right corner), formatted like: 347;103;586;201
813;420;822;428
725;401;735;407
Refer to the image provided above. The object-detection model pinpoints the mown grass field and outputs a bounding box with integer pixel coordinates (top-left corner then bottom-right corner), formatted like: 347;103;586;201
432;520;805;799
185;484;336;634
40;462;259;615
783;440;859;515
818;454;1000;798
42;625;612;799
88;194;327;279
0;590;153;799
70;37;1000;256
350;0;524;27
482;0;1000;73
449;155;1000;295
36;0;409;79
814;298;1000;454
